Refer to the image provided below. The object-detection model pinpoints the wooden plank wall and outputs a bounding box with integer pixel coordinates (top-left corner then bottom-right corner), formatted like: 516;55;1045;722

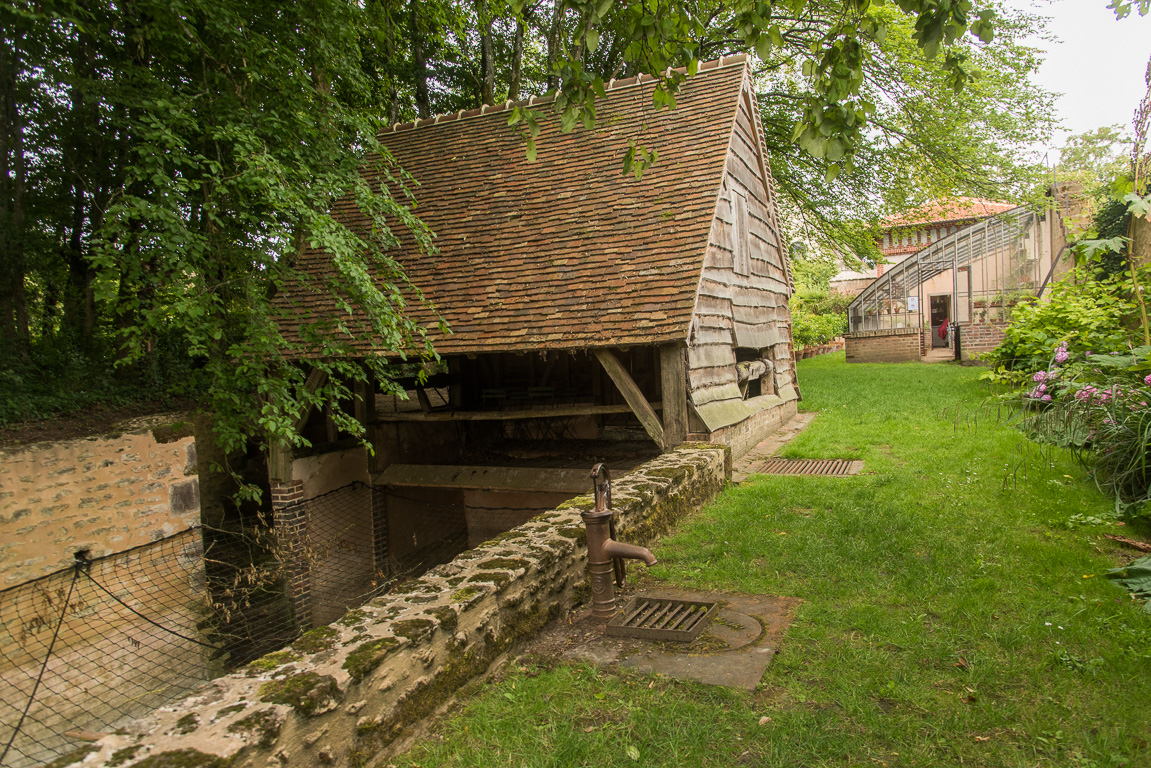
688;79;795;418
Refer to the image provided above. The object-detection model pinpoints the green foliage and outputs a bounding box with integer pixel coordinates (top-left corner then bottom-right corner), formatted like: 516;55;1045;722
1107;555;1151;612
983;264;1142;373
790;307;847;349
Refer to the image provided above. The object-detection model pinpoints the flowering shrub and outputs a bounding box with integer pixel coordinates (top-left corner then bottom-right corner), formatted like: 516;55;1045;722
1011;343;1151;516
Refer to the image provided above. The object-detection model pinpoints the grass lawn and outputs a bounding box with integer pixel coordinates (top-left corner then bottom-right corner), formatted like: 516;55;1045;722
392;354;1151;768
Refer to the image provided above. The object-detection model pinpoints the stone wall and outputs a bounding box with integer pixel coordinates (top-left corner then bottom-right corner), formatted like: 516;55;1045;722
76;444;729;768
0;420;200;585
844;328;922;363
0;420;209;768
957;320;1008;363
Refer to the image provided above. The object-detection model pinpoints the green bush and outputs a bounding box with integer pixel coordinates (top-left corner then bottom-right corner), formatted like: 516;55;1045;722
983;263;1141;375
791;308;847;349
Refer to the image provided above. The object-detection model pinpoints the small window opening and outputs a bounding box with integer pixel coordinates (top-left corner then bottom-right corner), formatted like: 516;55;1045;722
735;348;771;400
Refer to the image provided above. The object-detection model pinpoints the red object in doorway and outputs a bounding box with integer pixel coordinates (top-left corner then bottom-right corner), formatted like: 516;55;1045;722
937;318;948;339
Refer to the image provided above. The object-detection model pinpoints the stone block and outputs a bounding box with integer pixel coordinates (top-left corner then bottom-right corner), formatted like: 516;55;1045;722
169;479;200;515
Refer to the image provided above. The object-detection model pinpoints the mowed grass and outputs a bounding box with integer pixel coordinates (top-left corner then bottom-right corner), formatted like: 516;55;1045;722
393;353;1151;768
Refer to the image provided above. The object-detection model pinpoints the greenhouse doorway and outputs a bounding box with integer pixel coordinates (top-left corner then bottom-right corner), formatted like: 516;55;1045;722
929;294;951;348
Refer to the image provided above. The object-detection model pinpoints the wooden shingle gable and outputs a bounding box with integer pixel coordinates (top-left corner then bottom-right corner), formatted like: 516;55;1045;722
685;68;798;433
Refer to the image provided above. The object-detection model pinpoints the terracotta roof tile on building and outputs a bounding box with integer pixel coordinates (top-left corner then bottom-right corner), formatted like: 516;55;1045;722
881;198;1016;229
278;57;751;356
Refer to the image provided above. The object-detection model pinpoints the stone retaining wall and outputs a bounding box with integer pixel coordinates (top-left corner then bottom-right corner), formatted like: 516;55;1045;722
0;418;200;585
73;444;729;768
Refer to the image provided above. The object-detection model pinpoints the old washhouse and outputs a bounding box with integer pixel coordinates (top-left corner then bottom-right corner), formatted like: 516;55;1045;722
268;55;799;629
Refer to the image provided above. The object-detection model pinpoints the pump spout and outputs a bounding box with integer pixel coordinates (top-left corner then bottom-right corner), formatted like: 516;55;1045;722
602;539;657;568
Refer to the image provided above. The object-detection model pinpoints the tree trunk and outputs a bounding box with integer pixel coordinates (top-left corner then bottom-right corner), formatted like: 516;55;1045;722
0;29;30;354
546;1;564;91
476;0;494;105
411;0;431;118
509;18;524;101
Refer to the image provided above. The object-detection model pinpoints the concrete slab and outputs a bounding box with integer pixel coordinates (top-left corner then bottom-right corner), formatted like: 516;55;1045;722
526;589;801;691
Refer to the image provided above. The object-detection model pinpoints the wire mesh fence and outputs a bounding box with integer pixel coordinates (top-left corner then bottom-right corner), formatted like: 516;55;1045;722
0;478;565;767
0;529;215;768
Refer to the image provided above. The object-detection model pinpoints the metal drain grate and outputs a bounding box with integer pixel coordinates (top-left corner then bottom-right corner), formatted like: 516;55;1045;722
606;597;719;642
754;458;863;476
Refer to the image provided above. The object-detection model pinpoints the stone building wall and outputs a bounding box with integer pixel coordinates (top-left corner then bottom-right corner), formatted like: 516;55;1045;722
0;421;200;585
77;444;730;768
0;420;208;768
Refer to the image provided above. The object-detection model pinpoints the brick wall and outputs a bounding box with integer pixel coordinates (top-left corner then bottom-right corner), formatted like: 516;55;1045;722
706;399;798;459
956;320;1008;363
81;445;730;768
0;420;200;586
844;328;922;363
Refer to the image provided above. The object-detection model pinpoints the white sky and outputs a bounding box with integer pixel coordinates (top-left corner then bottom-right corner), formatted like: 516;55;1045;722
1016;0;1151;157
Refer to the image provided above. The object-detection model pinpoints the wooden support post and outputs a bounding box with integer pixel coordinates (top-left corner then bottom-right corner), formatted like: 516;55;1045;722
268;441;293;483
594;348;666;449
353;365;376;428
660;344;688;448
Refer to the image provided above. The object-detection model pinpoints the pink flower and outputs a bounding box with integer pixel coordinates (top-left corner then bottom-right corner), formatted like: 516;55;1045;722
1144;373;1151;386
1033;371;1048;382
1054;343;1069;364
1042;395;1052;401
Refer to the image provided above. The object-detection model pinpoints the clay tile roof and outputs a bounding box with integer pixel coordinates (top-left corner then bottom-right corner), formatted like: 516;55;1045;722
881;198;1017;229
279;56;752;356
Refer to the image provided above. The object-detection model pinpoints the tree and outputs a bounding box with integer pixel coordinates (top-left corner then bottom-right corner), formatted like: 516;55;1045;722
2;0;1051;468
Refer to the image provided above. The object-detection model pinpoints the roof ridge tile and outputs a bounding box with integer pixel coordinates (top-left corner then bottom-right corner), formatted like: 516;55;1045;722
386;54;749;135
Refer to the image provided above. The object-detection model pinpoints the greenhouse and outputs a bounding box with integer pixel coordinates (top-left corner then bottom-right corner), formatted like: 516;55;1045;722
845;205;1068;362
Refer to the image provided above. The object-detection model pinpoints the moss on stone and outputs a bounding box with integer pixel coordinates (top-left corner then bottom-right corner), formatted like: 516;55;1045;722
557;526;586;543
343;637;400;682
491;530;528;542
227;708;281;749
450;586;483;603
429;605;458;632
245;650;300;673
446;576;465;587
293;626;338;654
216;703;247;719
643;466;690;483
467;572;511;589
573;580;591;605
258;672;341;716
477;557;529;571
404;594;438;604
108;745;143;767
392;618;435;642
174;713;199;735
131;748;231;768
337;609;369;627
554;497;593;512
42;744;99;768
393;578;437;594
